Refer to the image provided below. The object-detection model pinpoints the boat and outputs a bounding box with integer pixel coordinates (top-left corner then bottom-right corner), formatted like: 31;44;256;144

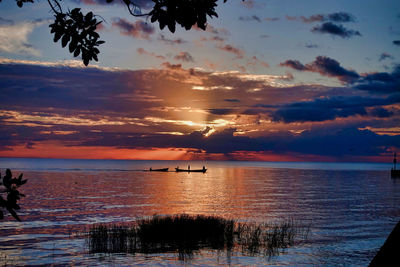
149;168;169;172
175;167;207;173
391;153;400;178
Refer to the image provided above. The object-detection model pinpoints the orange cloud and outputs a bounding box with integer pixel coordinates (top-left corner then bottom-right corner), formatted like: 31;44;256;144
1;142;189;160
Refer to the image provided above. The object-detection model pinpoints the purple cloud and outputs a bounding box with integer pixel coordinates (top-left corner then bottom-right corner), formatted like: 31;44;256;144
311;22;361;38
112;18;155;39
280;56;360;83
301;12;356;23
174;52;194;62
238;15;262;23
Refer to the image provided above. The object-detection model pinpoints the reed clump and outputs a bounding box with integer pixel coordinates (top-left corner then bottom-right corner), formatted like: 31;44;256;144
85;214;310;257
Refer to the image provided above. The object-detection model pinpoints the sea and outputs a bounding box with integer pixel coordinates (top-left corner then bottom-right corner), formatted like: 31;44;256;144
0;158;399;266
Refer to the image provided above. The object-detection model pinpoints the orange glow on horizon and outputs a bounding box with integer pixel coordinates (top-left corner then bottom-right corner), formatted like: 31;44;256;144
0;143;188;160
0;143;392;163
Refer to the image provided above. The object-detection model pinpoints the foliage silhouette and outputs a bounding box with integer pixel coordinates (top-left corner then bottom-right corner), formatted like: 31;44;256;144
0;169;27;221
84;214;311;258
2;0;243;66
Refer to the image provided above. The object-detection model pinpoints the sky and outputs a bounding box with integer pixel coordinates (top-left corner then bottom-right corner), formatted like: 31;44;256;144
0;0;399;162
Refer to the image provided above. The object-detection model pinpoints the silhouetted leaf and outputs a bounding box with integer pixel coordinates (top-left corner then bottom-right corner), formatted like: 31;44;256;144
83;57;89;66
6;206;21;222
1;169;26;221
61;34;70;47
168;21;176;33
85;11;93;22
69;41;76;53
74;48;81;57
54;31;62;42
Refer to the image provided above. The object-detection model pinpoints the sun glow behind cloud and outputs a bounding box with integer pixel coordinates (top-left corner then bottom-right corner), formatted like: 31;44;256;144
0;0;399;162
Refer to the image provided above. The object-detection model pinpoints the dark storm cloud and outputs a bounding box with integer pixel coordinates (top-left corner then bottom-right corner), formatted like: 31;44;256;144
78;126;400;158
283;127;400;157
311;22;361;38
207;108;235;115
280;56;360;83
0;62;161;113
369;107;393;118
356;66;400;94
271;95;398;123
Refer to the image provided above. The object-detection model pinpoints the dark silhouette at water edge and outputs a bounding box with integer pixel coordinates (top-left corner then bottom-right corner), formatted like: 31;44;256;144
369;220;400;266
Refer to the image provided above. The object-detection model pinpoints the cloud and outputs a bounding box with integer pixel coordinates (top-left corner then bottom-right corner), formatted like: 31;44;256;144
158;34;187;45
76;126;400;159
112;18;155;39
305;43;319;48
311;22;361;38
280;59;307;71
137;48;165;60
1;59;399;160
161;62;182;69
264;17;280;22
247;56;269;68
270;95;395;123
76;0;154;10
379;52;394;61
224;99;240;103
280;56;360;83
301;12;356;23
216;44;244;58
306;56;360;82
369;107;393;118
240;0;258;9
207;108;236;115
0;17;14;25
355;66;400;94
0;20;45;56
286;16;297;21
174;52;194;62
238;15;262;23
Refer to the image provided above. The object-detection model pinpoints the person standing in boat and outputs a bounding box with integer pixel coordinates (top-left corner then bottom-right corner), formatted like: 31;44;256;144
188;165;190;171
202;166;206;172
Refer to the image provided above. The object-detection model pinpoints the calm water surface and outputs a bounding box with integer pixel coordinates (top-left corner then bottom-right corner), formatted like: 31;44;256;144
0;158;399;266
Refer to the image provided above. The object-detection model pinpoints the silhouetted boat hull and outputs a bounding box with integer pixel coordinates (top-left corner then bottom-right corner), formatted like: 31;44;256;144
391;169;400;178
175;168;207;173
149;168;169;172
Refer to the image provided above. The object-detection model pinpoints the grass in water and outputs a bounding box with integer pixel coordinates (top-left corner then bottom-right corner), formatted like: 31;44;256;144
85;214;310;258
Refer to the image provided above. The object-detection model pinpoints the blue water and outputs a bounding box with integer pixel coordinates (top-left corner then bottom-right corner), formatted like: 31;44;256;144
0;158;399;266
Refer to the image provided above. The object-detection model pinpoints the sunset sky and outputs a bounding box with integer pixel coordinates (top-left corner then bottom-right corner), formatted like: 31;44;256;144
0;0;399;162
